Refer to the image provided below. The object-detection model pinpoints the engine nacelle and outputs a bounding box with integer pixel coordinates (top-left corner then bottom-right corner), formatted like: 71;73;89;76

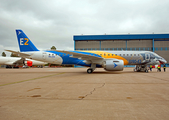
25;61;33;66
103;59;124;71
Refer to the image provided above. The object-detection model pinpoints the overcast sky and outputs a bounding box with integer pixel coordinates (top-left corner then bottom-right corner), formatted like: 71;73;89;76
0;0;169;56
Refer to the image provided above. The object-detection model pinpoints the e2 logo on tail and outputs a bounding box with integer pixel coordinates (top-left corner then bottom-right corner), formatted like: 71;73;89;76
20;38;29;45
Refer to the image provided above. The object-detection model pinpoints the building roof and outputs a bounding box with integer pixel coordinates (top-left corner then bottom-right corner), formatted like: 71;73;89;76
74;34;169;41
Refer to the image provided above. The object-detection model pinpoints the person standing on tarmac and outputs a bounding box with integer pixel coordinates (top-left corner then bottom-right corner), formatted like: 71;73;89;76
157;65;161;72
163;64;166;72
150;65;152;71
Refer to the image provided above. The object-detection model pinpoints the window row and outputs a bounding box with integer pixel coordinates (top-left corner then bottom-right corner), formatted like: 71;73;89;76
98;54;140;57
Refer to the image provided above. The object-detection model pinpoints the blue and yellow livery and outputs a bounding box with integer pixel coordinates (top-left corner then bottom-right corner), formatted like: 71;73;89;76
5;30;167;73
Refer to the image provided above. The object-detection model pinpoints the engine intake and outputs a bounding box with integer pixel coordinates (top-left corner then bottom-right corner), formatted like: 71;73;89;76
103;59;124;71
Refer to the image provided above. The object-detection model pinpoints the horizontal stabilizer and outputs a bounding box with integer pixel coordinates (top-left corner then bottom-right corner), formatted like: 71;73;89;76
5;50;31;57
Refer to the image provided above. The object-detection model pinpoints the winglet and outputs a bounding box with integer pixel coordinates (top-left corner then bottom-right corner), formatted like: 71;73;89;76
16;30;39;52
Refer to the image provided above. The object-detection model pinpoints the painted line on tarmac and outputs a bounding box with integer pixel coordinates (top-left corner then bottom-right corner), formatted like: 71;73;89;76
0;72;65;87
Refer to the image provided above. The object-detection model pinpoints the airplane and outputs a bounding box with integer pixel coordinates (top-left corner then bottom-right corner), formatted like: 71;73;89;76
0;56;47;68
5;29;167;73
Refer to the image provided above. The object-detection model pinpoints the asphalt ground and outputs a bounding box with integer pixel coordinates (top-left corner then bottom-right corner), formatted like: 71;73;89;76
0;67;169;120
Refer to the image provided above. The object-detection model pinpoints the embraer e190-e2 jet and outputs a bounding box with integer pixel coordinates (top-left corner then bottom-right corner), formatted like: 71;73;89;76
6;30;167;73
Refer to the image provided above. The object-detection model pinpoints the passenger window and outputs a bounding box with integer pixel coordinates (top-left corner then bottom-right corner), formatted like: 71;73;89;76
123;54;125;56
112;54;114;56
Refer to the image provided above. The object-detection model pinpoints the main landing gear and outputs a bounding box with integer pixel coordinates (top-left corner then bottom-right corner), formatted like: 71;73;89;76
87;63;96;74
134;65;149;73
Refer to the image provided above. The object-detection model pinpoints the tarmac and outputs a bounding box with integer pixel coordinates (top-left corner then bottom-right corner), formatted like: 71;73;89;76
0;67;169;120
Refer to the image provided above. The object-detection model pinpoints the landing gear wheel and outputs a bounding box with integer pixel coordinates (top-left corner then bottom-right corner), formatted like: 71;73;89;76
134;68;137;72
87;68;93;74
145;69;148;73
13;66;19;69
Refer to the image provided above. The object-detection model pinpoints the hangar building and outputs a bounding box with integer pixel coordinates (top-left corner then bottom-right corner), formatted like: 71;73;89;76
73;34;169;64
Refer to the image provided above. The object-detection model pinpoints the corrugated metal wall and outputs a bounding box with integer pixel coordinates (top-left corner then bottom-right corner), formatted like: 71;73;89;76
75;40;169;49
127;40;152;48
75;41;100;50
101;40;126;48
154;41;169;47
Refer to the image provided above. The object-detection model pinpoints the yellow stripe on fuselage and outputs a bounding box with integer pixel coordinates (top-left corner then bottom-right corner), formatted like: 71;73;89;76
83;51;129;65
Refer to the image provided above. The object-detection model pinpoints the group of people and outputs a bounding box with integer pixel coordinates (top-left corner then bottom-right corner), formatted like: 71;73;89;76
149;64;166;72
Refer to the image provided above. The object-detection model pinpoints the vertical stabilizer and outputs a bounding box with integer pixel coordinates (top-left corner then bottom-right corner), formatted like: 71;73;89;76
16;30;39;52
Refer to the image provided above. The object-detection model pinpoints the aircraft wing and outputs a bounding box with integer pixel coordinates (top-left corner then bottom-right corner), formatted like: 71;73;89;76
52;50;104;64
5;50;31;57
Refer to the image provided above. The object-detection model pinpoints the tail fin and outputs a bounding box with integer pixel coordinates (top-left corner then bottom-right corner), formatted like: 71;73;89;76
16;30;39;52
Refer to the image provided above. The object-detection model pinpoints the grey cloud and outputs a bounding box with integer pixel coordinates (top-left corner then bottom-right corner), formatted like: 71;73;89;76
0;0;169;56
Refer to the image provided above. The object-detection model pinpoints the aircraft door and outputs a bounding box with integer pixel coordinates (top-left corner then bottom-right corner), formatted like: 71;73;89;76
42;52;47;60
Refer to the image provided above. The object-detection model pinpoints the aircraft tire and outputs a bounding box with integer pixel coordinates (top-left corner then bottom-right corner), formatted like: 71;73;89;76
145;69;148;73
134;68;137;72
87;68;93;74
6;65;12;69
13;66;19;69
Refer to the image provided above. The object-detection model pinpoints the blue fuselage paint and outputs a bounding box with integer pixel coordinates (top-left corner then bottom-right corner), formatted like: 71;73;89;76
45;50;102;67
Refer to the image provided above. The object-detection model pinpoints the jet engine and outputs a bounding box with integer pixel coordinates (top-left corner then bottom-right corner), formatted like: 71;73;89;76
25;61;33;66
103;59;124;71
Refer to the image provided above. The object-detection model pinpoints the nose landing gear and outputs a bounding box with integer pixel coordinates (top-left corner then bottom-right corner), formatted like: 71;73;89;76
134;65;149;73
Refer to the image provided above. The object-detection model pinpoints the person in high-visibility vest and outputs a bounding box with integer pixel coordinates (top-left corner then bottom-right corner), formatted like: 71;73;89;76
157;65;161;72
163;64;166;72
150;65;152;71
